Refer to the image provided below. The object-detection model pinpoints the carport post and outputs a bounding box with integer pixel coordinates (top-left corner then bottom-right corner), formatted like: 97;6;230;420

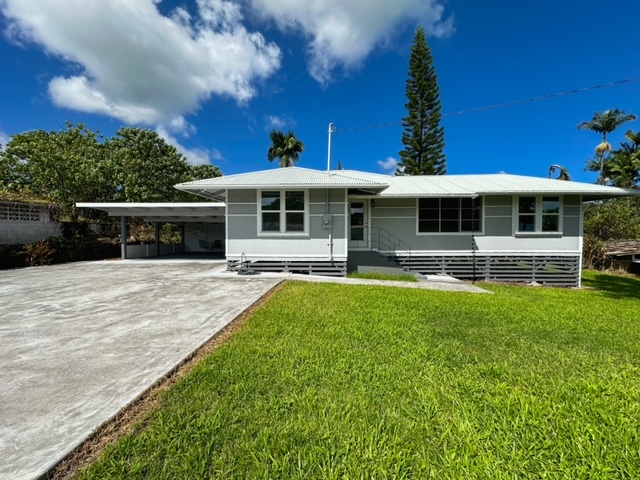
155;222;161;257
121;216;128;259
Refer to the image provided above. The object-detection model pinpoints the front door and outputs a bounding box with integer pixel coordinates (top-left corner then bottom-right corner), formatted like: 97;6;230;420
348;201;368;248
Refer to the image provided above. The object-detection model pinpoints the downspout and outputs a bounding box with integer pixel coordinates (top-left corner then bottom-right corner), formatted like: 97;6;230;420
326;189;334;262
471;195;477;283
326;123;335;260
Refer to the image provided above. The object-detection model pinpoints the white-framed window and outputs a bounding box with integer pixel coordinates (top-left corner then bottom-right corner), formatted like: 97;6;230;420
516;196;562;233
259;190;307;234
417;197;483;234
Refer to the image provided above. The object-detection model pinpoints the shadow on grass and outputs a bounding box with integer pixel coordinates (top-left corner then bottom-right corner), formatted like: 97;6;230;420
582;271;640;300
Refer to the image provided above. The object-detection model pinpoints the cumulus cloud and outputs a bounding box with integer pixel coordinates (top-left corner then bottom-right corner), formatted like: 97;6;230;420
377;156;400;174
156;126;221;166
247;0;454;83
1;0;281;126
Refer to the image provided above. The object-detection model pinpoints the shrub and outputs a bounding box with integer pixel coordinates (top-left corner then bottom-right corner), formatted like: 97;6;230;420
25;239;56;266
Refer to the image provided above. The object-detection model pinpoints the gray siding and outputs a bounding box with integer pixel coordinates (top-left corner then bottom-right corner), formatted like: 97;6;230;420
227;189;257;203
226;188;348;260
364;195;582;253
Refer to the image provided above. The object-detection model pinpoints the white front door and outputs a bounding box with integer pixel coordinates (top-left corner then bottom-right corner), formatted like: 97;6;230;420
348;201;368;249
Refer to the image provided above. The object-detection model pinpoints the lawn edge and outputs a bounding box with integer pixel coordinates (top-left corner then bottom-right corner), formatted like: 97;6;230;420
46;280;286;480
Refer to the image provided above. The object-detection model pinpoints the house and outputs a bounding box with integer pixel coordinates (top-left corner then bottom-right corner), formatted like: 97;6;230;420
78;167;639;287
604;240;640;274
0;197;61;245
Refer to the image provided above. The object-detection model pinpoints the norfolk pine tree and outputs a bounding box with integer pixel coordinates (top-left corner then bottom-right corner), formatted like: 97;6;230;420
397;26;446;176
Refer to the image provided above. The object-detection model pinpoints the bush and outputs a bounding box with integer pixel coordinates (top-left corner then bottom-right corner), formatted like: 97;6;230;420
0;243;28;269
0;236;120;270
25;239;57;266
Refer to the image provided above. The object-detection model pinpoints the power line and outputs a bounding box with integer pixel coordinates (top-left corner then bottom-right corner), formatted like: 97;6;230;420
334;76;640;133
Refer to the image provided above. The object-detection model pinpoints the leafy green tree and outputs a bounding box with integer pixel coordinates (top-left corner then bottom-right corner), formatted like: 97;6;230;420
187;163;222;181
1;123;106;219
577;109;637;184
267;130;304;168
605;130;640;188
583;196;640;269
105;127;193;202
397;26;446;176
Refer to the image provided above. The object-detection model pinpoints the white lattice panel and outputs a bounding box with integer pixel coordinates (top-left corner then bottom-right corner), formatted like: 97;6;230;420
0;203;43;222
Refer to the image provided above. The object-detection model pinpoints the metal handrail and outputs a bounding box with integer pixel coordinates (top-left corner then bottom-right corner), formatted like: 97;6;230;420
349;226;411;258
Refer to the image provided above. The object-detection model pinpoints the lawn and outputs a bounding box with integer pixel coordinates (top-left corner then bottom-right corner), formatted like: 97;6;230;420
78;271;640;479
347;271;418;282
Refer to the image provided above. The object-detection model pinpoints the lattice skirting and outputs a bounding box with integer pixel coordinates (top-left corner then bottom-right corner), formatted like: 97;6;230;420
396;254;581;287
227;259;347;277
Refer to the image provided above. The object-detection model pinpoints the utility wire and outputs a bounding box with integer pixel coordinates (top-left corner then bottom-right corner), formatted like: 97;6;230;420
334;76;640;132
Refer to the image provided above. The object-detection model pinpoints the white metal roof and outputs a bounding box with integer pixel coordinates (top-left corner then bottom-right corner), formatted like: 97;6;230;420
335;171;638;200
76;202;225;222
175;167;389;191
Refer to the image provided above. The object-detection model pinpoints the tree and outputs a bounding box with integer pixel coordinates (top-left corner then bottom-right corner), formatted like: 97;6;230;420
187;164;222;182
1;123;107;219
397;26;446;176
548;164;571;180
105;127;194;202
604;130;640;188
577;109;637;184
267;130;304;168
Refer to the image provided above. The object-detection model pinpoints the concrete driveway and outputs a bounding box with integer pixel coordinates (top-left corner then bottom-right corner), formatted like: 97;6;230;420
0;261;281;480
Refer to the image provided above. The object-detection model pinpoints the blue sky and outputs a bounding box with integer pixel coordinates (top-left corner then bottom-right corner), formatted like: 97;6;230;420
1;0;639;183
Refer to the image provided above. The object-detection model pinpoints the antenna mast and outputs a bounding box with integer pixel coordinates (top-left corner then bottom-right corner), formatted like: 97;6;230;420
327;123;335;172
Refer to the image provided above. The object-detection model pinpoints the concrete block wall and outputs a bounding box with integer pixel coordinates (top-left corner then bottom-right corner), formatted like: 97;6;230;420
0;220;62;245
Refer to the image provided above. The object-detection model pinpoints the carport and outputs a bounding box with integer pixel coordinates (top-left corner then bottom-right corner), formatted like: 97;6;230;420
76;202;226;259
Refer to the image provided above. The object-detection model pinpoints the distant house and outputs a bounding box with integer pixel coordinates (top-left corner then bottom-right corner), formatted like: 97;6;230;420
604;240;640;274
0;195;61;245
78;167;639;287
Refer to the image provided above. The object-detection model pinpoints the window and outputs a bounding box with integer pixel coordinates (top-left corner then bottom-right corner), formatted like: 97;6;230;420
260;190;306;234
418;197;482;233
517;196;561;233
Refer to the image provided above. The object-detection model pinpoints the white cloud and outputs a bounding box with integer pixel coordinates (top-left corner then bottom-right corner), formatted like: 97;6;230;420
264;114;296;131
377;156;399;174
1;0;281;126
247;0;454;83
0;131;10;147
211;149;224;161
156;127;219;166
265;115;286;130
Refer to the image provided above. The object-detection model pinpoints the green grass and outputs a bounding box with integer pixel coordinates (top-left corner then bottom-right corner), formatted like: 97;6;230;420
80;271;640;479
347;271;418;282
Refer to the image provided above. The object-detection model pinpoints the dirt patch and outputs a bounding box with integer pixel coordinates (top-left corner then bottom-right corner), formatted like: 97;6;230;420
46;281;285;480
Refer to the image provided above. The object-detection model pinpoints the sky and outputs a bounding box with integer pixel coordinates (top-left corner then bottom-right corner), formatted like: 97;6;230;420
1;0;639;183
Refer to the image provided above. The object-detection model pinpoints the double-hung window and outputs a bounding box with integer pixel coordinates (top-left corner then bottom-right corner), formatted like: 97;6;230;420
418;197;482;233
260;190;306;234
517;196;561;233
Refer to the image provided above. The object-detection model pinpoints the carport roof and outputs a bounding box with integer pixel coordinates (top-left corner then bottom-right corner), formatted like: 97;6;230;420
76;202;225;223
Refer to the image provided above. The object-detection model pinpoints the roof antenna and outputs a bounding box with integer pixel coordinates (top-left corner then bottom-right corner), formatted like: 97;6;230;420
327;123;335;172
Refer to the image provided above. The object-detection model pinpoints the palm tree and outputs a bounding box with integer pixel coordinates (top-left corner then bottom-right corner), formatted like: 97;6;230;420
577;109;637;184
548;164;571;181
267;130;304;168
605;130;640;188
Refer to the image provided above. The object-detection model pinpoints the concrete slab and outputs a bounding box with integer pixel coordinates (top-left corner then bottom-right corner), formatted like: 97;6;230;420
191;266;491;293
0;262;281;480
